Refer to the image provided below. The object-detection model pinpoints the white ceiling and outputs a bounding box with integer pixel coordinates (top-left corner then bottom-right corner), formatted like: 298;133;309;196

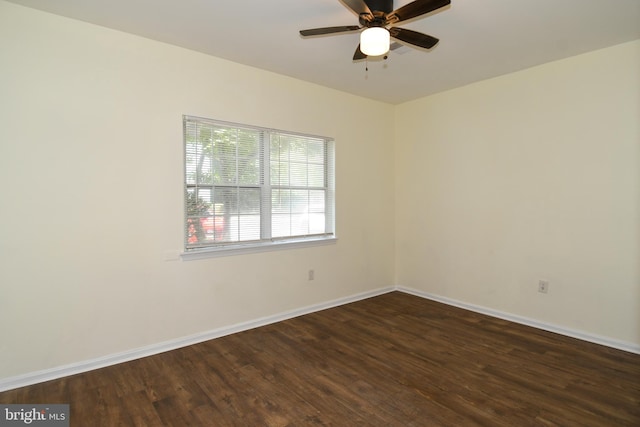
6;0;640;104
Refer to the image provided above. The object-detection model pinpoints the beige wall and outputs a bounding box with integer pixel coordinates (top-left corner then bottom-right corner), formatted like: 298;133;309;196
395;40;640;346
0;2;396;379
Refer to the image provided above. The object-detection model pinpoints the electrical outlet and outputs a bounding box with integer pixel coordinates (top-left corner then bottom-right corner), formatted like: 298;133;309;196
308;269;315;281
538;280;549;294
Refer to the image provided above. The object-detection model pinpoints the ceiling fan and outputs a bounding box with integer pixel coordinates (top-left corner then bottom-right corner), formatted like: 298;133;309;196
299;0;451;60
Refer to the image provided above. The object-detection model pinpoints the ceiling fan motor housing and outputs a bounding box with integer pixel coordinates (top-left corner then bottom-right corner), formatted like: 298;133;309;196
359;0;393;27
366;0;393;13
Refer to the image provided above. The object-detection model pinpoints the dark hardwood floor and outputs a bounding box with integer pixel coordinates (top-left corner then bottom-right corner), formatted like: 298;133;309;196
1;292;639;426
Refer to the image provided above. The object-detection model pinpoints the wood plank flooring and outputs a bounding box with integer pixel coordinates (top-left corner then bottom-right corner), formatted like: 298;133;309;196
1;292;639;426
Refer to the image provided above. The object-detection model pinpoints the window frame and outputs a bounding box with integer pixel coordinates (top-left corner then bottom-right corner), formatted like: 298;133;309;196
181;115;336;260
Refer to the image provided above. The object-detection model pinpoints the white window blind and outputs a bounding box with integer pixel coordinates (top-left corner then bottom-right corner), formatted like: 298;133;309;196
184;116;335;253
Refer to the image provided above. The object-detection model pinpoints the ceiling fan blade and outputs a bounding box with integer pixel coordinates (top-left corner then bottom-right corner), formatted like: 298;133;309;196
353;44;367;60
389;27;439;49
341;0;372;16
386;0;450;24
300;26;361;36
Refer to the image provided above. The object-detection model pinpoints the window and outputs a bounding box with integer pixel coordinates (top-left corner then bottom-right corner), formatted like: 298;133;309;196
183;115;335;257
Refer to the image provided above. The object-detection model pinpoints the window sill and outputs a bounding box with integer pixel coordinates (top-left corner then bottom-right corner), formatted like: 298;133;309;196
180;236;337;260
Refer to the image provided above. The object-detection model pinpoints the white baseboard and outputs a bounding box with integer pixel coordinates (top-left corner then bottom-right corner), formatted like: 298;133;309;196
0;287;394;392
396;286;640;355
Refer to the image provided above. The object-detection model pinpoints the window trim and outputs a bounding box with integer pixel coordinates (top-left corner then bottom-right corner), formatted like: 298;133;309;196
182;115;336;259
180;235;337;260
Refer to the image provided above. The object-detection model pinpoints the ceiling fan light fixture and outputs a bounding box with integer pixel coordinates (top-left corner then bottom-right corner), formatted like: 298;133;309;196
360;27;390;56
